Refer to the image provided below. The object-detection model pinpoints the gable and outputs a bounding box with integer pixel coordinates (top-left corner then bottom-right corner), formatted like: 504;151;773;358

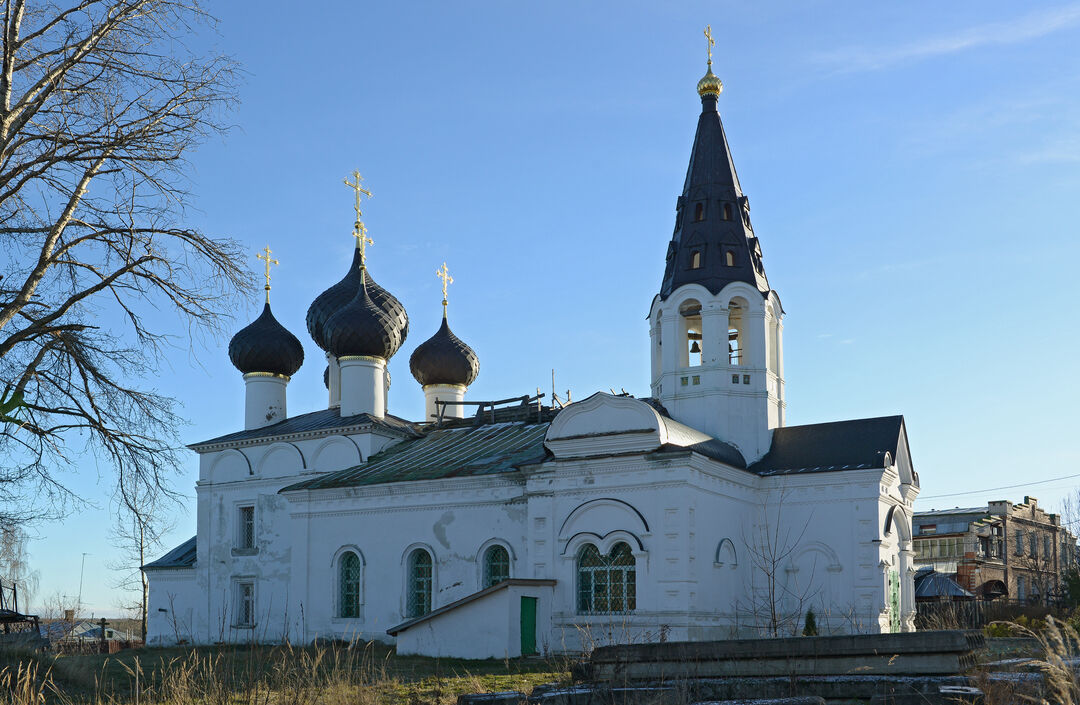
545;393;713;460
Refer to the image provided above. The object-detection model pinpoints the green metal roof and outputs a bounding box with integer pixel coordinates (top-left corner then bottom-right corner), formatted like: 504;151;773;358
280;421;550;492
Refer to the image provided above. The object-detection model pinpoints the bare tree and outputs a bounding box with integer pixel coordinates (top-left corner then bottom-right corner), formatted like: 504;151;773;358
107;473;170;641
0;0;246;527
0;522;38;608
739;486;818;637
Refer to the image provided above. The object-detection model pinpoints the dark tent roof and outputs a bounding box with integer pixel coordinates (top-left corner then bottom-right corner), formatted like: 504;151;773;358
659;90;770;300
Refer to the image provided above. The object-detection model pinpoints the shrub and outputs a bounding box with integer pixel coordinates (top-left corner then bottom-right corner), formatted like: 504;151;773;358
802;609;818;636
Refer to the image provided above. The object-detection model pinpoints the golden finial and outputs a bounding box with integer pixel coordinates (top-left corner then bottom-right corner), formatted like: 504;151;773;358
434;262;451;315
344;170;374;264
256;245;279;303
697;25;723;98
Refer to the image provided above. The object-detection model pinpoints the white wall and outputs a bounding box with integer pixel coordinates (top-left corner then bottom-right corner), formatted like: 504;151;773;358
150;423;905;650
396;583;553;659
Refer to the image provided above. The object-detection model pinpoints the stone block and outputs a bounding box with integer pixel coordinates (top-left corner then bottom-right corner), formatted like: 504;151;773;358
458;692;528;705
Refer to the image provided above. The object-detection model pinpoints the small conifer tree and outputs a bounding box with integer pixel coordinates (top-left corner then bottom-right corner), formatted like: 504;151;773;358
802;608;818;636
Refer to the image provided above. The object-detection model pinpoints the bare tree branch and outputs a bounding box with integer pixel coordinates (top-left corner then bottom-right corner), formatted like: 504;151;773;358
0;0;246;530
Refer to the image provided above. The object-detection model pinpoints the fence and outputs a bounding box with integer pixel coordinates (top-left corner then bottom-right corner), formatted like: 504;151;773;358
916;598;1072;631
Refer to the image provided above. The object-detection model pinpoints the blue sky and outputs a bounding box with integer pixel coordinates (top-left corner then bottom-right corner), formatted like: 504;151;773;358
28;1;1080;616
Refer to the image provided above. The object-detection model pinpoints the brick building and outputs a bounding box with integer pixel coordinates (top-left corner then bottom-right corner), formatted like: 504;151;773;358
913;497;1078;603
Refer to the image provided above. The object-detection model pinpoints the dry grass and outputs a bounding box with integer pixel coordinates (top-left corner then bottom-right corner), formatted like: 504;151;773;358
972;616;1080;705
0;641;567;705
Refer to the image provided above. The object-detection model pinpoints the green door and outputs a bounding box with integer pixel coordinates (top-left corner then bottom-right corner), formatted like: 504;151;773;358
888;569;901;633
520;597;537;656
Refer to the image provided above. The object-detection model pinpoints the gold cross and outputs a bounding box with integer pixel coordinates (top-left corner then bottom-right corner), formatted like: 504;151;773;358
343;170;372;224
353;220;374;264
256;245;278;303
704;25;715;65
436;262;453;314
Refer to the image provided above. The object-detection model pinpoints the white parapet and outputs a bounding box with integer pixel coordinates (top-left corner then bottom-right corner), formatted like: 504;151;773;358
244;373;289;430
423;384;467;422
340;355;386;418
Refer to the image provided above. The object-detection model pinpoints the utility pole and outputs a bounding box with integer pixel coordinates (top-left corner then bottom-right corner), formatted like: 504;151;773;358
77;552;90;619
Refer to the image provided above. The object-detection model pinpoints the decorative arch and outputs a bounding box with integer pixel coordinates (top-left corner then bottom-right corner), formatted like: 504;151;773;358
559;498;650;538
715;537;738;567
795;541;844;574
311;436;362;473
209;448;251;479
561;529;645;557
331;544;367;567
888;505;912;544
718;282;767;313
255;442;305;477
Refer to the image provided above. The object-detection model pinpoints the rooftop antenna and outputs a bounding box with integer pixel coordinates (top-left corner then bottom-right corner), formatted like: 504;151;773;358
77;552;89;620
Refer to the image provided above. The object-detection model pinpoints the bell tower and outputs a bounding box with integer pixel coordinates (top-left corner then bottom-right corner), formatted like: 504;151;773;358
648;31;784;463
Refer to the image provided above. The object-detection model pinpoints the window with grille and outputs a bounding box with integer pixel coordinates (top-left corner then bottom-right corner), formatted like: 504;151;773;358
482;545;510;588
577;542;636;615
339;552;362;618
238;506;255;549
407;549;432;618
236;582;254;626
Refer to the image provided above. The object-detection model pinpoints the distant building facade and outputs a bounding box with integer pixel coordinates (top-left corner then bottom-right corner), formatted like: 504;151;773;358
913;497;1078;604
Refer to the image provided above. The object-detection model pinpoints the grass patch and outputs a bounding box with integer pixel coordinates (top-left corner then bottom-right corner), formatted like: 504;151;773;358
0;641;570;704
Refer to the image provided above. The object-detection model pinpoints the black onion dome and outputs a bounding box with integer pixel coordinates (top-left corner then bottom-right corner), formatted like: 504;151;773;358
324;275;402;360
228;303;305;376
409;316;480;387
306;248;409;354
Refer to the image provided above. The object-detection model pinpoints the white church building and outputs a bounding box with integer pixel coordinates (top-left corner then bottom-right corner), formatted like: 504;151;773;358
144;57;921;657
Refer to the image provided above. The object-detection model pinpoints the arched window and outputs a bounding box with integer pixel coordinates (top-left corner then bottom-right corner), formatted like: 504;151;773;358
724;250;736;267
338;551;361;618
723;203;732;220
690;250;702;269
406;549;432;618
482;545;510;588
728;300;745;366
577;542;636;614
693;202;705;221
